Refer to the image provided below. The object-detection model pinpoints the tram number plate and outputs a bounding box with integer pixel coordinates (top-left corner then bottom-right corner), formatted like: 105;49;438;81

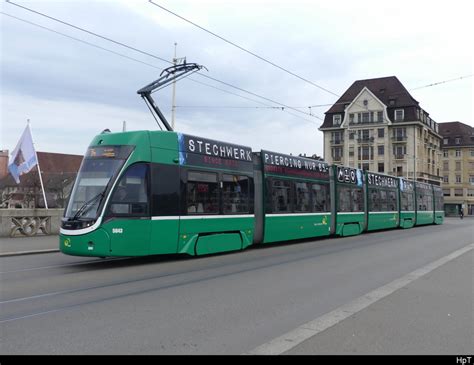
112;228;123;234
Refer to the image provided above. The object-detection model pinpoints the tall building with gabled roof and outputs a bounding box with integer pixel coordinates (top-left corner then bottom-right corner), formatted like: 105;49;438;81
439;121;474;216
319;76;442;185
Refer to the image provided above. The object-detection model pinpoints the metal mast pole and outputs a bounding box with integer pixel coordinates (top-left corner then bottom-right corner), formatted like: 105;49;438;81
414;125;416;181
171;42;177;129
28;119;49;209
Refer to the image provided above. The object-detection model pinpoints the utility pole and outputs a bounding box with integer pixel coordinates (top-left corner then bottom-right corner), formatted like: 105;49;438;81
171;42;178;129
414;125;416;182
171;43;187;130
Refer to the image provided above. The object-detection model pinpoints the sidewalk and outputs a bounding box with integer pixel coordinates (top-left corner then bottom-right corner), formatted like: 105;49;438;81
0;235;60;256
280;245;474;355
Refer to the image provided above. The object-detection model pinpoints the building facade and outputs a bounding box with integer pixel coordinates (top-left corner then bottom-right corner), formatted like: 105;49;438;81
439;122;474;216
319;76;442;185
0;150;8;179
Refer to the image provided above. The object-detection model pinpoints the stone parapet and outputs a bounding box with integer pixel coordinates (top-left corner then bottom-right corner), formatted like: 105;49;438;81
0;209;64;237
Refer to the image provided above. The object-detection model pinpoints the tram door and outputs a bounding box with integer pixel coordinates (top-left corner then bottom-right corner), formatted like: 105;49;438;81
149;163;181;255
104;163;151;256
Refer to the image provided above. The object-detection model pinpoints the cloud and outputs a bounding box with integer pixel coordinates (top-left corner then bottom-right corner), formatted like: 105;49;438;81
1;0;472;163
1;91;324;158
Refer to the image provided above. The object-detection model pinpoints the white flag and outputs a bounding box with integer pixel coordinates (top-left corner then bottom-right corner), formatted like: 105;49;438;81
8;125;38;184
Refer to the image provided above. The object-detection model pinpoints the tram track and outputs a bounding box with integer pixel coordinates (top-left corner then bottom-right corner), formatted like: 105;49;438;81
1;219;471;354
0;257;128;275
0;221;467;325
0;235;365;322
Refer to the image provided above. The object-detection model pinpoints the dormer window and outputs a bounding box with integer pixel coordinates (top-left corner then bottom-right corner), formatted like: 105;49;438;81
443;138;449;145
455;137;461;144
333;114;342;126
394;109;404;122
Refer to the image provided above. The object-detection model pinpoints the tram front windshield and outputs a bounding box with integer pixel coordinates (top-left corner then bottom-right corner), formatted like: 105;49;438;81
64;146;133;221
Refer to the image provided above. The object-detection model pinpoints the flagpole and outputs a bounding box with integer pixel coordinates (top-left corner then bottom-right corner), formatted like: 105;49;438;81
28;119;49;209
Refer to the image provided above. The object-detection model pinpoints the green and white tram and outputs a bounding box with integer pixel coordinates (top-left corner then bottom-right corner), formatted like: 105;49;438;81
60;130;444;257
59;63;443;258
257;150;331;243
433;185;445;225
415;181;435;226
399;178;416;229
334;166;365;236
365;172;399;231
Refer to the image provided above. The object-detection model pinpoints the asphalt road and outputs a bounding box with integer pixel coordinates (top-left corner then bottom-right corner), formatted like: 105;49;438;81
0;218;472;355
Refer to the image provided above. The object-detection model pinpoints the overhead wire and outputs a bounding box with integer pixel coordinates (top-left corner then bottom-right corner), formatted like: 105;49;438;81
148;0;341;98
6;7;469;126
8;0;469;124
4;1;322;124
148;1;474;115
1;12;318;125
409;75;472;91
0;12;165;71
5;0;171;64
176;106;284;109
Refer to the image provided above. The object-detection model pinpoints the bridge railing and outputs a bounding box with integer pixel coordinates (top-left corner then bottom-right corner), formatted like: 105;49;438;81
0;209;64;237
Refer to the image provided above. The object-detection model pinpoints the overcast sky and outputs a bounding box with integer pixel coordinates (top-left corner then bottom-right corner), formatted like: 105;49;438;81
1;0;472;158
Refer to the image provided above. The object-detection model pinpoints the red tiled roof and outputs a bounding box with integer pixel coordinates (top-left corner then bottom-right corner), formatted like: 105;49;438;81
36;151;83;173
0;151;83;188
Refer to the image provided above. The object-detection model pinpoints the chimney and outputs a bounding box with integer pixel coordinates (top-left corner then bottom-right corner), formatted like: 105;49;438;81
0;150;9;179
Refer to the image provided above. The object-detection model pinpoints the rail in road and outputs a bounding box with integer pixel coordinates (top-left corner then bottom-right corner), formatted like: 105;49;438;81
0;218;472;354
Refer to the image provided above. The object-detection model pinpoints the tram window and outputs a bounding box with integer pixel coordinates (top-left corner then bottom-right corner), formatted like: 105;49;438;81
338;186;351;212
434;192;444;210
401;192;414;211
352;189;364;212
369;188;380;211
108;163;149;217
417;192;433;211
418;194;426;211
151;164;180;216
187;171;219;214
417;192;432;211
312;183;330;212
379;190;388;211
222;175;250;214
425;194;433;211
339;186;363;212
388;190;397;211
295;182;310;212
271;180;291;213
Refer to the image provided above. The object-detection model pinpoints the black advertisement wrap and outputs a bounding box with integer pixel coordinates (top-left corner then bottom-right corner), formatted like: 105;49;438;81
367;172;398;188
400;178;415;193
178;133;253;172
261;150;330;180
336;166;364;187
